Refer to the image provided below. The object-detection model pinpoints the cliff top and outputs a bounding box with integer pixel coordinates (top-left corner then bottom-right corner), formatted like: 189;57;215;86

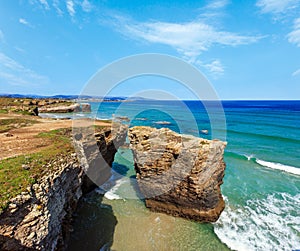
0;112;111;214
0;97;74;115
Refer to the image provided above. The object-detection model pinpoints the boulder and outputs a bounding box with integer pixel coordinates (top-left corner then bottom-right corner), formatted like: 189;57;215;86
128;126;227;223
80;103;91;113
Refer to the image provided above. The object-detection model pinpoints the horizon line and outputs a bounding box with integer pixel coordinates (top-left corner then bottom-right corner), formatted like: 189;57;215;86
0;93;299;101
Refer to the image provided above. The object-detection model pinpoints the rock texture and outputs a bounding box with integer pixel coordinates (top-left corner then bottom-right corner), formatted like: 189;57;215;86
39;103;92;113
39;104;81;113
0;125;127;251
73;123;128;193
80;103;91;113
0;98;92;115
128;126;227;223
0;154;82;251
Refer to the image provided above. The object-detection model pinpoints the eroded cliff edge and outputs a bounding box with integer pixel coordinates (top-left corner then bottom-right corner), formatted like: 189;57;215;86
0;124;127;251
128;126;227;223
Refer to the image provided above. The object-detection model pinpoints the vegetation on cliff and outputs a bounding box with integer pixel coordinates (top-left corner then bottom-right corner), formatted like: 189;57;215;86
0;121;112;214
0;128;74;213
0;97;74;115
0;118;40;133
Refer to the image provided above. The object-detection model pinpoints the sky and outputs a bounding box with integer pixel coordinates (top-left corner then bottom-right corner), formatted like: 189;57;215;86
0;0;299;100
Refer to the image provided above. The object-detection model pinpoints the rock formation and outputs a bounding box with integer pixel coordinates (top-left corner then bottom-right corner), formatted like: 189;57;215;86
39;103;92;113
128;126;227;223
0;98;92;115
73;123;128;193
80;103;91;113
0;124;127;251
39;103;81;113
0;154;82;251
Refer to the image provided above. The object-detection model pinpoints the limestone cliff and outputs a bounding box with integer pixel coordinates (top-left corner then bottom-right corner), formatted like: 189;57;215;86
128;126;227;223
38;103;91;113
0;154;82;251
39;104;81;113
73;123;128;193
0;125;127;251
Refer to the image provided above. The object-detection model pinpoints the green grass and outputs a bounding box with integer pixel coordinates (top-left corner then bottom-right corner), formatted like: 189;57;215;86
14;110;35;116
0;97;74;116
0;118;39;133
94;124;110;132
0;128;74;213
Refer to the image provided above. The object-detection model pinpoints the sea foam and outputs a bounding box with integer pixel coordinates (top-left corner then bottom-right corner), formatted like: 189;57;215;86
154;121;171;125
214;193;300;251
95;171;127;200
255;159;300;175
229;151;300;176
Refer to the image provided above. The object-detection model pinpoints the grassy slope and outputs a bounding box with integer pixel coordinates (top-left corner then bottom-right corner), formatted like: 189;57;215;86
0;118;40;133
0;97;74;115
0;125;109;214
0;128;74;213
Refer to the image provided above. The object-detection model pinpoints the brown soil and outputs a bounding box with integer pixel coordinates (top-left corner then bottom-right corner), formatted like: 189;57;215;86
0;114;111;160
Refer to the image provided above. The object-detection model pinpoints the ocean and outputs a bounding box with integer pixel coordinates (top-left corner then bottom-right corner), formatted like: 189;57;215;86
54;100;300;251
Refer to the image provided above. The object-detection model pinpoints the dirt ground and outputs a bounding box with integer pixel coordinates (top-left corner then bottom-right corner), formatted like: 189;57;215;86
0;114;111;160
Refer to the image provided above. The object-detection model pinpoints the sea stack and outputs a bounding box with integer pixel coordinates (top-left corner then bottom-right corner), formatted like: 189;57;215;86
128;126;227;222
81;103;91;112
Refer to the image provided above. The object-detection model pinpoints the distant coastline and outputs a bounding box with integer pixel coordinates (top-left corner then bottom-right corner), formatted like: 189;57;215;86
1;93;299;102
0;93;150;102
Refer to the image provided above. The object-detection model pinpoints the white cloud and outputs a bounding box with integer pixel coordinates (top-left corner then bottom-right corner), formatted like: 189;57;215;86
288;17;300;46
39;0;50;10
256;0;300;14
199;0;230;21
112;16;262;61
292;68;300;76
82;0;92;12
205;0;230;10
0;52;49;86
14;47;26;54
257;1;300;45
203;60;225;75
19;18;34;28
53;0;63;16
66;0;76;17
19;18;29;25
194;59;225;78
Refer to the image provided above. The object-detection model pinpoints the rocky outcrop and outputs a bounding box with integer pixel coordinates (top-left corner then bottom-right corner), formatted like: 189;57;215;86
80;103;91;113
39;104;81;113
128;126;227;223
73;123;128;193
0;124;127;250
0;154;82;251
0;98;92;115
39;103;92;113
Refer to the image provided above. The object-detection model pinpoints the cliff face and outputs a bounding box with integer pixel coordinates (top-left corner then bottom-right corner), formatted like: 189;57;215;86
0;125;127;251
73;123;128;193
0;155;82;251
128;126;227;223
39;104;81;113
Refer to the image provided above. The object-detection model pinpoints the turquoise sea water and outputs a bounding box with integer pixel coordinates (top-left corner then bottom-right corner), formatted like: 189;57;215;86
62;100;300;251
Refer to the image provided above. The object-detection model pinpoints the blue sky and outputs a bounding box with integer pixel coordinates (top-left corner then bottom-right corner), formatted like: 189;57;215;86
0;0;299;99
